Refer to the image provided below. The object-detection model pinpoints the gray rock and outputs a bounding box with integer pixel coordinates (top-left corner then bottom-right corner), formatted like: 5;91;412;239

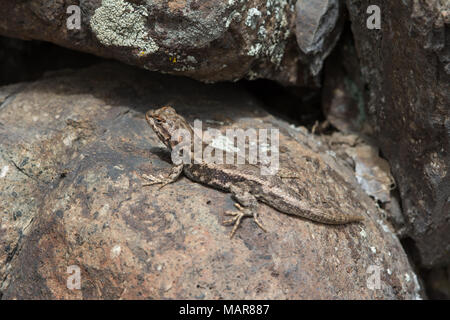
0;63;422;299
295;0;345;78
345;0;450;267
0;0;329;86
321;29;369;135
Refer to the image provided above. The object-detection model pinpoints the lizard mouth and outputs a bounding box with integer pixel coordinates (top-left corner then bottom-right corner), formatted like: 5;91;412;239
145;109;172;148
145;110;165;124
145;110;155;123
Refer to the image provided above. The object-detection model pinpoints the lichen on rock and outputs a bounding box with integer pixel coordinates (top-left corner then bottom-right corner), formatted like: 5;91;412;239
90;0;159;55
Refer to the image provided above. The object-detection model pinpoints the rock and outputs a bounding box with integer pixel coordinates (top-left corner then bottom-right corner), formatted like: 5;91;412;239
0;63;422;299
422;265;450;299
0;36;102;86
0;0;338;86
295;0;345;79
345;0;450;267
324;132;406;236
326;133;394;204
321;27;370;135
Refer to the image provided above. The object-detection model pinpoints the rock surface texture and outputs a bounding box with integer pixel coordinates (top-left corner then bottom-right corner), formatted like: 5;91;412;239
295;0;345;79
0;63;422;299
346;0;450;267
321;28;368;135
0;0;342;86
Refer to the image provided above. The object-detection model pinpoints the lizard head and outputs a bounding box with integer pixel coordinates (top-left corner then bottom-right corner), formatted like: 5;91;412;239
145;106;193;150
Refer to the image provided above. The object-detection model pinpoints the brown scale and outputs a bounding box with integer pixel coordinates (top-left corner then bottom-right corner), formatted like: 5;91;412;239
143;106;364;238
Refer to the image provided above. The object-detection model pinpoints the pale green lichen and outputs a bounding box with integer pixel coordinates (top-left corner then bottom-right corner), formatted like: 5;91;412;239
258;25;267;39
245;0;291;65
186;56;198;64
246;70;259;80
225;11;242;28
245;8;262;29
90;0;159;55
248;43;263;56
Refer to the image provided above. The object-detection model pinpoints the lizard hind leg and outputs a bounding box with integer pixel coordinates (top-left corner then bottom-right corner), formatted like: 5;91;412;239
223;185;267;238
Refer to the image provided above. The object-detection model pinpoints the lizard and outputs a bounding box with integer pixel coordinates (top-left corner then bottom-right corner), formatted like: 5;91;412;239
142;106;364;238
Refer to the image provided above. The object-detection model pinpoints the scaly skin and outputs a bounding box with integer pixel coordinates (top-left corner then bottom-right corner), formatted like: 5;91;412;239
144;106;363;237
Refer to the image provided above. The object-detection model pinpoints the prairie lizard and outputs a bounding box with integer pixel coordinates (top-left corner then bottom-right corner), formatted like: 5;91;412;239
143;106;363;237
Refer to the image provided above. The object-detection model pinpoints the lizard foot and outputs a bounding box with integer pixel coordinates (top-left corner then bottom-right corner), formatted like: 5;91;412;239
223;203;266;238
141;174;172;190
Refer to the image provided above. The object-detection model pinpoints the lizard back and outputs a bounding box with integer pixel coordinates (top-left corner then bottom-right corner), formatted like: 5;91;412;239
184;163;363;224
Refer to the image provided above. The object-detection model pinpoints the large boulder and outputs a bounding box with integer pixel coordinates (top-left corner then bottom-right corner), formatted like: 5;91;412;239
0;0;345;86
345;1;449;267
0;63;422;299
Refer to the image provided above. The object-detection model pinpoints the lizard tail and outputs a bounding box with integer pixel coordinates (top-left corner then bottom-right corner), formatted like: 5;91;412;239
308;209;364;225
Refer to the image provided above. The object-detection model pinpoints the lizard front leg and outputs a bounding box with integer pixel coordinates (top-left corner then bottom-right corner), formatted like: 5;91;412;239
224;184;266;238
142;164;184;189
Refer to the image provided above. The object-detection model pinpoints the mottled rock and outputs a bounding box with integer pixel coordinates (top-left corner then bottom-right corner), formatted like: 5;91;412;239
0;0;335;86
329;133;394;204
321;28;370;135
295;0;345;79
346;0;450;267
0;63;422;299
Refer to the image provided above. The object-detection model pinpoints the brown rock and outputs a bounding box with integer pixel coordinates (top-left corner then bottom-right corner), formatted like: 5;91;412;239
0;63;422;299
346;0;450;267
321;28;370;135
0;0;329;86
